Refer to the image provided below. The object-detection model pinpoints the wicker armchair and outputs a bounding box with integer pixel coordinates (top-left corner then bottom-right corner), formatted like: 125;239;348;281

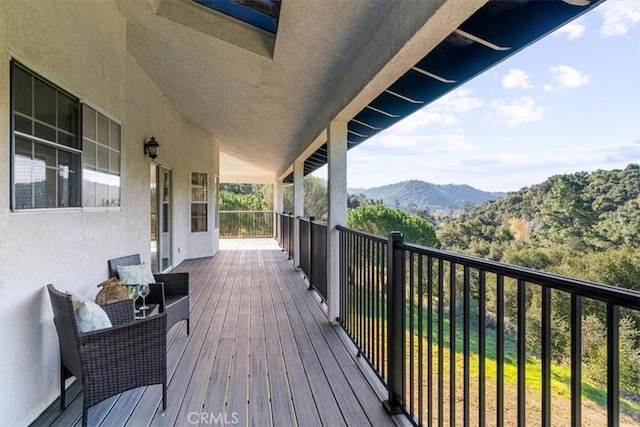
108;254;190;335
46;284;166;427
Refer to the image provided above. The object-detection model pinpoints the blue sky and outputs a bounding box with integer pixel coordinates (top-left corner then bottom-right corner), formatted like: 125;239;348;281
315;0;640;192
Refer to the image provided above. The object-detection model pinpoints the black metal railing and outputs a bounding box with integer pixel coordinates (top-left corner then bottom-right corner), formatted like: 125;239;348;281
219;211;274;237
338;226;389;384
336;225;640;427
279;213;294;259
298;217;328;301
299;217;311;277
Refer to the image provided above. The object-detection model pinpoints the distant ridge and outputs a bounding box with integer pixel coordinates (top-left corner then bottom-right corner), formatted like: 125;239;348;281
349;180;505;212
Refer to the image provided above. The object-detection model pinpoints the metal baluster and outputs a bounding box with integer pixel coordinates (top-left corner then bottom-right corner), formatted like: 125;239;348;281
570;294;582;427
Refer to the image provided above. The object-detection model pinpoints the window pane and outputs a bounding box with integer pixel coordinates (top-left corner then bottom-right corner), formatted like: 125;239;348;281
83;167;97;208
14;137;33;209
83;138;96;167
32;143;57;208
191;173;207;201
13;66;32;116
33;166;57;208
14;114;32;135
97;114;109;145
15;136;32;157
110;121;120;150
58;130;77;149
82;105;96;141
58;92;78;139
34;78;56;127
97;145;109;172
108;175;121;207
34;121;56;142
58;150;80;207
109;150;120;174
34;142;56;169
96;174;109;207
191;204;208;232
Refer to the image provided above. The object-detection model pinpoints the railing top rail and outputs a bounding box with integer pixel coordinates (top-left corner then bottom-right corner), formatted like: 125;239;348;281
336;224;387;244
399;241;640;310
219;210;274;213
299;216;328;226
335;225;639;309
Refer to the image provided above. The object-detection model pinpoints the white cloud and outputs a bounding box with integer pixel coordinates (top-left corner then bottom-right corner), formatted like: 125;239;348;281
448;141;640;191
549;65;591;89
502;69;533;90
369;132;474;155
392;88;483;133
392;110;458;133
599;0;640;37
543;84;554;93
435;88;484;113
482;97;548;128
554;17;587;40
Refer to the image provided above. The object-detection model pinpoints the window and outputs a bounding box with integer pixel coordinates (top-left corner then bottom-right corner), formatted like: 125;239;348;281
82;105;121;207
11;62;81;209
191;172;208;232
10;61;121;210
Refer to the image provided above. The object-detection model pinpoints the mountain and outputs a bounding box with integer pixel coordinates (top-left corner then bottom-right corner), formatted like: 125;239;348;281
349;180;505;212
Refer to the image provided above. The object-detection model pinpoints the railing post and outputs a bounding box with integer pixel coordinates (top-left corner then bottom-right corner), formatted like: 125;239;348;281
384;231;405;415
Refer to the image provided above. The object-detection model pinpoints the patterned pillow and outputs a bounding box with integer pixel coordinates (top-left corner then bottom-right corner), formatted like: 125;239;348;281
71;294;113;333
117;263;156;286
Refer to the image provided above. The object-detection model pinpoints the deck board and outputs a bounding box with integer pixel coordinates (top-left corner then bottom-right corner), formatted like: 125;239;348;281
32;239;397;427
259;250;297;427
249;262;270;426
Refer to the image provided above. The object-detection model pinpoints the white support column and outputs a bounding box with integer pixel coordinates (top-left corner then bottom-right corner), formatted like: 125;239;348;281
273;180;284;238
293;158;305;268
327;121;348;323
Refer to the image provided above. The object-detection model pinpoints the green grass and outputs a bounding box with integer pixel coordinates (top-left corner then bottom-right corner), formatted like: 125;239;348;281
347;291;640;422
407;309;640;415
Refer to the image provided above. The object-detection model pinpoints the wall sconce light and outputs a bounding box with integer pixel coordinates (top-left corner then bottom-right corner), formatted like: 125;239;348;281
144;136;160;160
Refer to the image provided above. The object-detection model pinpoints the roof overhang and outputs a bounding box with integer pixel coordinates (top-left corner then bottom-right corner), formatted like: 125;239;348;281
113;0;605;184
284;0;607;183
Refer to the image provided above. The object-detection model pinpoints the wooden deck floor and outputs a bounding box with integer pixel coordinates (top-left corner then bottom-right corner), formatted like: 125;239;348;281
34;239;400;427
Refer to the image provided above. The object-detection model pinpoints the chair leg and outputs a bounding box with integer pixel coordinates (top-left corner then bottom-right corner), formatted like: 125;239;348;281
60;363;66;410
162;384;167;411
186;319;190;335
82;408;88;427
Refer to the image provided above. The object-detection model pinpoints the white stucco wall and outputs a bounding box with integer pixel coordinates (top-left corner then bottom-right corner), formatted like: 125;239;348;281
0;1;219;424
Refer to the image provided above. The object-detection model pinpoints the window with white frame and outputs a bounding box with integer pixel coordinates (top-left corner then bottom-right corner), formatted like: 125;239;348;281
82;105;121;207
10;61;121;210
191;172;208;232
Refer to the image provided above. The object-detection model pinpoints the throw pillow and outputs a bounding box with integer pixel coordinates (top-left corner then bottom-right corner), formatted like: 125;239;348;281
71;294;113;333
117;263;156;286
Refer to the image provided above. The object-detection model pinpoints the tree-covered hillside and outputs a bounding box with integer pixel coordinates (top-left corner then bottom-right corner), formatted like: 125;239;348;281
437;164;640;407
439;164;640;261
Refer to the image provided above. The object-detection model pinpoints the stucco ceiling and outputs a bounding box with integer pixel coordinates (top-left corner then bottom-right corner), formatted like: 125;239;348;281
113;0;490;182
113;0;601;183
